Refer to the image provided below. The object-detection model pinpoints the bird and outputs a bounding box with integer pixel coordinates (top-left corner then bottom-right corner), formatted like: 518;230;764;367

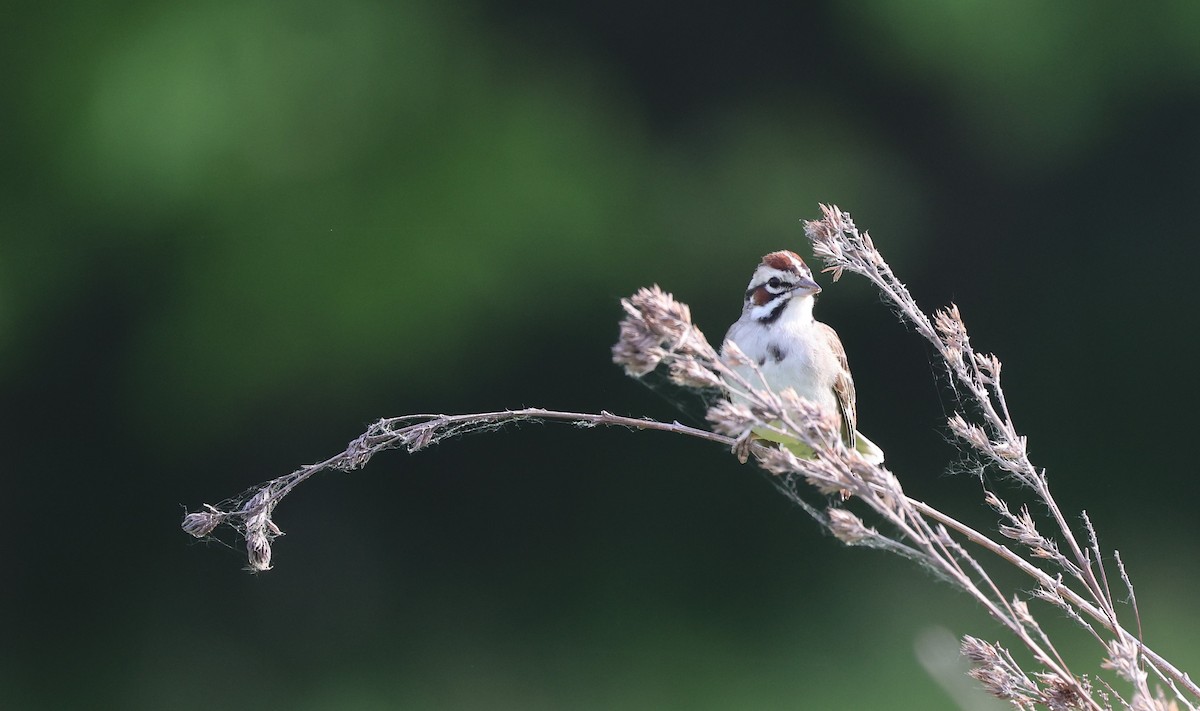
721;250;884;464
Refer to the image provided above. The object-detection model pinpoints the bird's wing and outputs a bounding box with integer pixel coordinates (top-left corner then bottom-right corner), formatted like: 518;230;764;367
816;322;857;448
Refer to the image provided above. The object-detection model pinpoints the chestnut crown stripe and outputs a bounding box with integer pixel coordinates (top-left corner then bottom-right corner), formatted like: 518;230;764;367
760;250;810;275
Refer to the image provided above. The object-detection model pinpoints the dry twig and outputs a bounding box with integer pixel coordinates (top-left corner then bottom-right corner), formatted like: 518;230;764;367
181;205;1196;710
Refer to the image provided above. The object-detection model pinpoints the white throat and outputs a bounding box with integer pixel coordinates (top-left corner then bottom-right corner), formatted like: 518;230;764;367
748;292;816;326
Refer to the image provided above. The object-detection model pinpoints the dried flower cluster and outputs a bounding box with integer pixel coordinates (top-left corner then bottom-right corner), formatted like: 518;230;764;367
801;205;1195;709
616;204;1197;709
181;204;1196;710
612;284;720;378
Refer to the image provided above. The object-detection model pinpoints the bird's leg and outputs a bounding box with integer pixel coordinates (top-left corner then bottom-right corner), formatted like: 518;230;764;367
732;430;755;464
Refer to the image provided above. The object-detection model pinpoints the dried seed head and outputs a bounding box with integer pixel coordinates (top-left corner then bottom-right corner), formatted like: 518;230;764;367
804;204;854;282
241;487;272;516
827;508;873;545
948;413;990;451
1131;689;1181;711
612;317;668;377
998;505;1043;546
961;636;1040;703
973;352;1003;380
246;530;273;572
776;388;842;451
804;204;887;282
181;506;226;538
668;358;724;390
706;400;757;437
1032;583;1066;609
934;305;968;368
990;434;1028;462
721;340;753;367
1034;672;1089;711
612;285;717;377
960;636;997;665
236;486;280;571
753;444;804;476
1102;637;1145;684
803;457;860;497
968;666;1031;703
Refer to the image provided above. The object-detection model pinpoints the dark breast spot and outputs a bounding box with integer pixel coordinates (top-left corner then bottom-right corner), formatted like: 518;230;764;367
767;343;788;363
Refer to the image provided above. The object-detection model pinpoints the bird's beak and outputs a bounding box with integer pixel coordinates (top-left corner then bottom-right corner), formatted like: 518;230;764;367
793;276;822;294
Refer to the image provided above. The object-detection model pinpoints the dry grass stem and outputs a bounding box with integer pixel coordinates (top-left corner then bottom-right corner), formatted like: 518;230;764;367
181;204;1196;710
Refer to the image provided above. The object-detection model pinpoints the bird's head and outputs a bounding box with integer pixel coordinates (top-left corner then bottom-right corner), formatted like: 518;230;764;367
743;250;821;322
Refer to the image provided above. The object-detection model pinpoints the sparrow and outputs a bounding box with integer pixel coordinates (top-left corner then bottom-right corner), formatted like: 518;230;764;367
722;250;885;464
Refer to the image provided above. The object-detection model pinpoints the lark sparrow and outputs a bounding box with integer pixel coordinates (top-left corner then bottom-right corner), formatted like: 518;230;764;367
722;250;885;464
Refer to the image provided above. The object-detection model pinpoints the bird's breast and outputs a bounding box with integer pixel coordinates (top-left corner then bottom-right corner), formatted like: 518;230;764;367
725;321;838;414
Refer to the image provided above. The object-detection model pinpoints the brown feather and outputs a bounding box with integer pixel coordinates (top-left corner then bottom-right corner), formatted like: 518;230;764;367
761;250;808;274
815;321;857;448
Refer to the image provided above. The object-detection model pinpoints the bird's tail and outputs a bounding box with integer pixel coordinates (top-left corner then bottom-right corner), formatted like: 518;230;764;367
762;426;885;465
851;430;885;465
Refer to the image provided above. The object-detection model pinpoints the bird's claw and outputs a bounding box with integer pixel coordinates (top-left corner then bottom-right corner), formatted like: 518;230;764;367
732;430;754;464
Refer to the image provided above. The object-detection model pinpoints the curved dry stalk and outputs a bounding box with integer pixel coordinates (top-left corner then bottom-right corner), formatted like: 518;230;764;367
181;204;1197;710
182;408;739;571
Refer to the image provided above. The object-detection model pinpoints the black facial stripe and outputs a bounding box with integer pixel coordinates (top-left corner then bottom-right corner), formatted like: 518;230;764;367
758;297;790;324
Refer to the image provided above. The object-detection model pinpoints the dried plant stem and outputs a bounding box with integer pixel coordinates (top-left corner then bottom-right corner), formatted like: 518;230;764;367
182;408;741;572
182;204;1196;711
913;499;1197;698
290;408;735;496
807;204;1196;708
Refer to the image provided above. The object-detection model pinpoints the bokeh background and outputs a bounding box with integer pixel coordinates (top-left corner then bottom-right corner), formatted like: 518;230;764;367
5;2;1200;708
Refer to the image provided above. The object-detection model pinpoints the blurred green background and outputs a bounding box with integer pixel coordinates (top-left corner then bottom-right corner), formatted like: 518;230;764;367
5;1;1200;708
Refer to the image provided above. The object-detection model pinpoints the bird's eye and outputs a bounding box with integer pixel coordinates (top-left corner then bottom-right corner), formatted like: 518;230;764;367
767;277;783;289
